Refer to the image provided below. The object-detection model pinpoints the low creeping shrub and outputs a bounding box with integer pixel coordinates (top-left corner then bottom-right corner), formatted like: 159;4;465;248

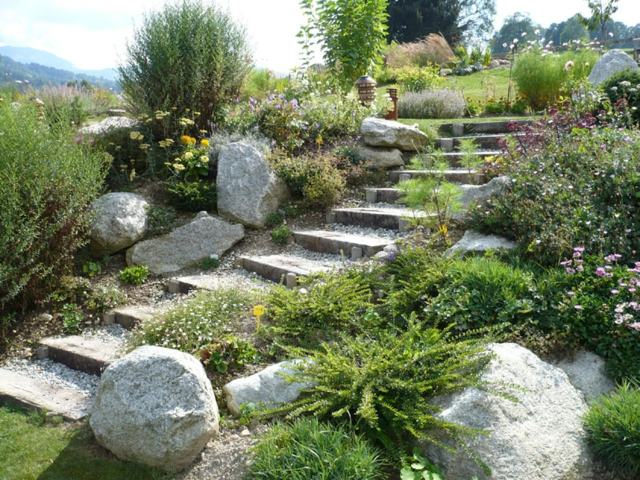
166;180;217;212
248;418;384;480
270;224;292;245
601;69;640;127
118;266;150;286
584;382;640;478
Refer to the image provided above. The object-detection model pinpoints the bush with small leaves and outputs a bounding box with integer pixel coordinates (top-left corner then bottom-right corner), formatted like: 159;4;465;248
118;265;150;286
60;303;83;334
146;205;178;237
166;180;217;213
271;224;292;245
398;89;466;119
584;382;640;478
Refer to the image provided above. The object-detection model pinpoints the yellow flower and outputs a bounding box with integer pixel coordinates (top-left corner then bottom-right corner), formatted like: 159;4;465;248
315;135;324;146
179;117;195;127
173;163;186;172
183;151;194;160
199;155;209;164
180;135;196;145
200;139;210;147
129;131;144;141
139;143;150;151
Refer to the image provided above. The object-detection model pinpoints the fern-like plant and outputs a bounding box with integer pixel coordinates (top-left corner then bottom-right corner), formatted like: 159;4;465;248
458;138;483;175
271;321;495;460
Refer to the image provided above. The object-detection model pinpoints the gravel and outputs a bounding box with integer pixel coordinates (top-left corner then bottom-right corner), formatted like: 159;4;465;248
326;222;406;241
2;358;99;397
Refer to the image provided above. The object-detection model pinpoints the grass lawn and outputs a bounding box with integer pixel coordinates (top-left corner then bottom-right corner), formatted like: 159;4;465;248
442;67;514;102
0;407;168;480
399;115;542;134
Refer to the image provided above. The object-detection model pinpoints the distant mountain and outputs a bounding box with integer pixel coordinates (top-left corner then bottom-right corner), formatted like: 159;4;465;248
0;46;118;82
0;54;118;90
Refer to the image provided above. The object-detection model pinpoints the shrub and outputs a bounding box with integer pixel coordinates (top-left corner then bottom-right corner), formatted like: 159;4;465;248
130;288;259;374
119;0;252;129
248;418;383;480
270;151;346;208
395;66;444;93
275;322;495;459
266;271;374;347
601;69;640;126
166;180;217;212
264;212;285;228
398;89;466;119
270;224;292;245
584;383;640;477
242;68;291;100
385;34;455;68
60;303;83;334
0;100;107;314
513;49;598;110
470;112;640;264
37;85;90;127
118;265;150;286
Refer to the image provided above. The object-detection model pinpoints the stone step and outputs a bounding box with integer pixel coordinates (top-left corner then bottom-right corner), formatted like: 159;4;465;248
389;169;486;185
38;335;124;375
438;119;532;136
293;230;393;258
331;206;429;230
428;150;500;166
364;188;402;204
438;134;509;151
104;305;158;330
238;254;337;285
0;368;91;421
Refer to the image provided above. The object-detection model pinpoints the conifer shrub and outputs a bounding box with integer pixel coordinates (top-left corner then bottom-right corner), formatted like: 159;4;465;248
0;100;107;314
119;0;252;129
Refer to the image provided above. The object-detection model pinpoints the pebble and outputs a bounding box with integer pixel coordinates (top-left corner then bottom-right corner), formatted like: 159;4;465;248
2;358;98;397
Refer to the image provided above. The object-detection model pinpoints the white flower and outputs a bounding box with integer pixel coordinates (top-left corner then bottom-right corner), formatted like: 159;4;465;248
521;32;527;37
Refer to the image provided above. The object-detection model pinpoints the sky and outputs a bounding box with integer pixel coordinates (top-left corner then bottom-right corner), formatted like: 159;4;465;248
0;0;639;72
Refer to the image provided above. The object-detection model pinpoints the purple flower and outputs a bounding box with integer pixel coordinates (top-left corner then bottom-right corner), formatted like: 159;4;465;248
595;267;607;277
604;253;622;263
627;322;640;331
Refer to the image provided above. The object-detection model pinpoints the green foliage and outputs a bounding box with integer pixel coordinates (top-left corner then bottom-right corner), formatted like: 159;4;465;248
119;0;252;128
398;89;466;119
265;212;285;228
270;150;346;208
265;271;374;347
60;303;83;334
459;138;483;173
200;255;220;271
491;13;542;54
470;119;640;264
275;322;494;460
146;205;178;237
248;418;384;480
513;49;598;110
82;261;102;279
396;65;444;93
166;180;217;212
584;382;640;478
51;275;125;321
601;69;640;126
130;288;259;374
119;265;150;286
242;68;291;99
401;449;444;480
271;224;292;245
299;0;388;92
0;99;108;314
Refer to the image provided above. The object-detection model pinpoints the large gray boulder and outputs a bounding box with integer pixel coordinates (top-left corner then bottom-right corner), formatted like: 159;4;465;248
217;142;289;228
357;145;405;169
361;118;429;151
90;346;219;472
460;176;511;209
424;343;594;480
553;351;615;403
588;49;639;86
80;116;140;136
126;211;244;274
223;361;309;416
90;192;149;256
447;230;516;257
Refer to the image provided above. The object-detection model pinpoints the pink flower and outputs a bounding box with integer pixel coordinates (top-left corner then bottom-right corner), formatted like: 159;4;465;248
627;322;640;331
595;267;607;277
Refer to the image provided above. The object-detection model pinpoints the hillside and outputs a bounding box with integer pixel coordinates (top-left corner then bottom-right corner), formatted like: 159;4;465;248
0;54;118;90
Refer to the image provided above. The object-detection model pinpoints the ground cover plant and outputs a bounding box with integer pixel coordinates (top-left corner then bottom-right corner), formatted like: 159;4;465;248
248;417;384;479
0;98;107;316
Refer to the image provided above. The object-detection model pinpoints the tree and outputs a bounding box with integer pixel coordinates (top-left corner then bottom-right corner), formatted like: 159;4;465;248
387;0;495;45
299;0;389;92
491;13;542;54
545;15;589;46
578;0;619;43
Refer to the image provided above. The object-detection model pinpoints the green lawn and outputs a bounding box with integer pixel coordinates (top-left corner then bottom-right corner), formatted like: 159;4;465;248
399;115;542;135
0;407;168;480
442;67;514;102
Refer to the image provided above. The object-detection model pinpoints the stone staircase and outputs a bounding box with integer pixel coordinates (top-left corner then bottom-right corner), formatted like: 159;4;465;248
0;118;527;420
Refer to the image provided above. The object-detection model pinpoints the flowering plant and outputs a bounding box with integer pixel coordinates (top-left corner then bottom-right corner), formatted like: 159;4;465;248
165;136;210;181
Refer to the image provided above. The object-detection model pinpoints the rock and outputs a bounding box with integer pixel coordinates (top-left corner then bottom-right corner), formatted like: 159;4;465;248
79;116;140;136
424;343;594;480
223;361;309;416
357;145;405;169
460;176;512;209
361;117;429;151
553;351;615;403
126;212;244;274
217;142;289;228
90;346;219;472
374;243;400;263
440;68;453;76
447;230;516;257
588;49;639;86
90;193;149;256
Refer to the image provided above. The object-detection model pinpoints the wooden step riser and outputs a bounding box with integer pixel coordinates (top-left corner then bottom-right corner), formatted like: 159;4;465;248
293;233;388;258
389;171;487;185
239;257;296;284
43;345;110;376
